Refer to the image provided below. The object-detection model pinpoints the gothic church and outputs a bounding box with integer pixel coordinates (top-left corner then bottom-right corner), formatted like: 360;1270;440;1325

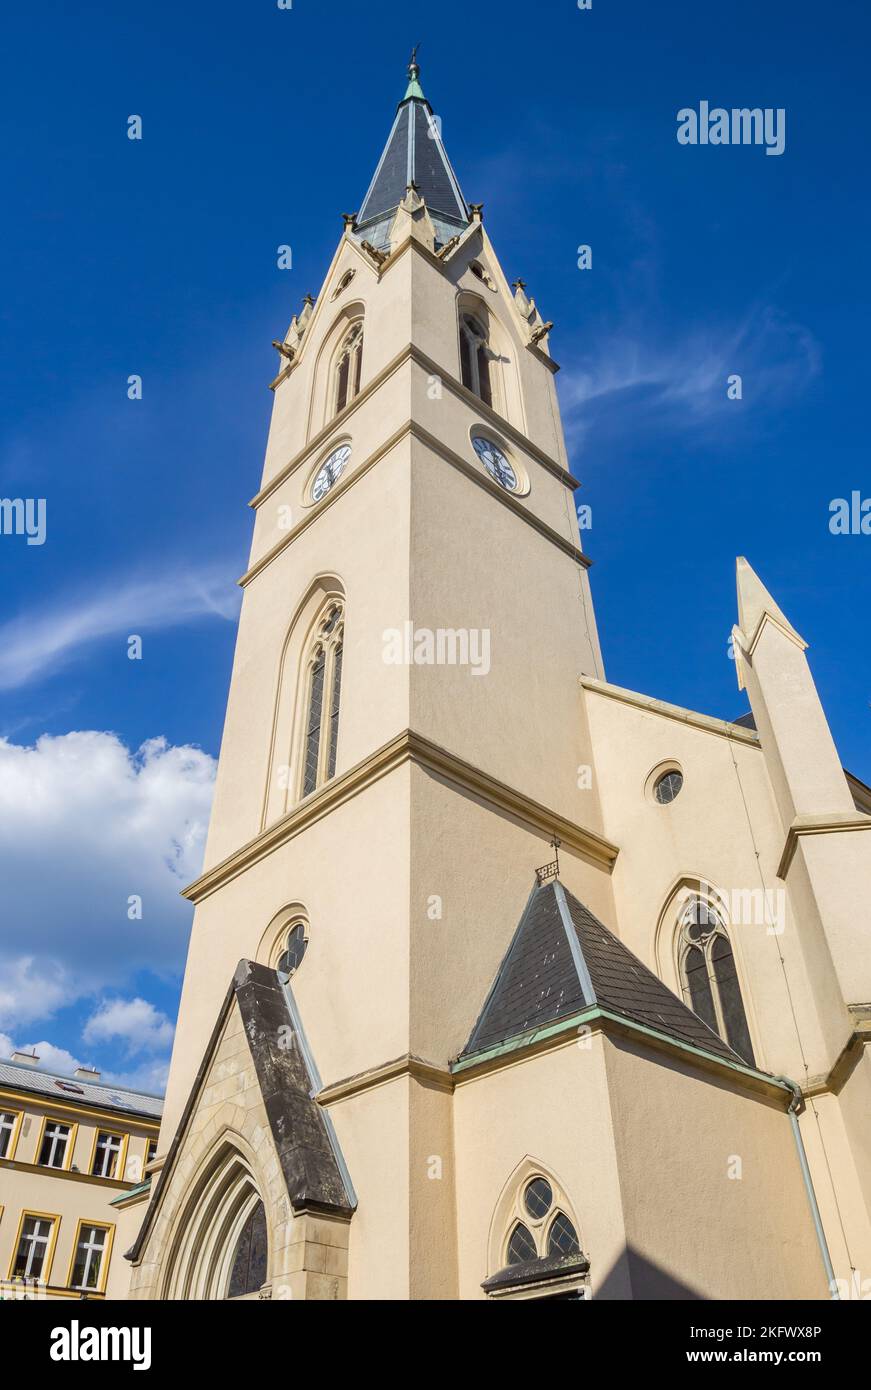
124;59;871;1301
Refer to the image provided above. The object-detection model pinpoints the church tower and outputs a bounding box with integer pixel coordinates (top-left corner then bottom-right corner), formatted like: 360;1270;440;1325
128;56;611;1300
126;60;858;1302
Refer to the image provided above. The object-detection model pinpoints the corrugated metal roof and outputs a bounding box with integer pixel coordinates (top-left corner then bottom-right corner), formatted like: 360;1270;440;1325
0;1059;163;1119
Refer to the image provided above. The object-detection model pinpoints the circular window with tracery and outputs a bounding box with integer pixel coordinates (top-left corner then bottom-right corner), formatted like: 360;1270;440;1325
277;922;308;977
654;769;683;804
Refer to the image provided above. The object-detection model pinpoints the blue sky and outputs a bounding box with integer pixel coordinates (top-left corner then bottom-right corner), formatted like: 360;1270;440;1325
0;0;868;1086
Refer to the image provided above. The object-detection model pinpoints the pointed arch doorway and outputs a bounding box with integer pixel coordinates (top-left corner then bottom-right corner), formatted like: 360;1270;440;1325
162;1142;272;1301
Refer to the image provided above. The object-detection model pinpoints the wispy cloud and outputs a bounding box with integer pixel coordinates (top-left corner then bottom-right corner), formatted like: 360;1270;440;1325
0;564;241;691
559;304;822;450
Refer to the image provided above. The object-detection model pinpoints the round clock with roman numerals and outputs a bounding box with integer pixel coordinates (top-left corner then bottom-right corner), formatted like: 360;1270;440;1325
311;444;351;502
471;435;518;492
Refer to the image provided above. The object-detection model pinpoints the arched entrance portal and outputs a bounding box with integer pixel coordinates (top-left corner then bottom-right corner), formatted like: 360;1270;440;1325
162;1141;271;1301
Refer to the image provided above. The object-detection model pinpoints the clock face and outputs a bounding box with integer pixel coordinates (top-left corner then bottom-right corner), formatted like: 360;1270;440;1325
311;444;351;502
471;435;518;491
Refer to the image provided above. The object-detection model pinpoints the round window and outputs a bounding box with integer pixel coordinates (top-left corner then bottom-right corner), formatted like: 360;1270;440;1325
523;1177;553;1221
278;923;308;977
654;769;683;805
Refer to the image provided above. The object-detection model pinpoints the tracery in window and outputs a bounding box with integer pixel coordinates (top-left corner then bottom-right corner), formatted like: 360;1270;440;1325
301;602;344;798
334;322;363;414
678;898;755;1064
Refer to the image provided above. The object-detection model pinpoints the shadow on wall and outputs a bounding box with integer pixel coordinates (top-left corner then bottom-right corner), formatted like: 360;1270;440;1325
597;1246;706;1301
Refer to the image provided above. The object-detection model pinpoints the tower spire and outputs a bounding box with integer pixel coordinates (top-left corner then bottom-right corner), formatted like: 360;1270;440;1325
354;52;470;253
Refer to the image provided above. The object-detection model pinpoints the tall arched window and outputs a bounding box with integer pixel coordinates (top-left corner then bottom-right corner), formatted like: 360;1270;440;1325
334;323;363;415
678;898;755;1065
459;313;492;407
301;602;344;798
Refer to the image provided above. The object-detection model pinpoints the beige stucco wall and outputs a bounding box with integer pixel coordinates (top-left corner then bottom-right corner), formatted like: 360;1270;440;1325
602;1034;826;1299
454;1032;826;1300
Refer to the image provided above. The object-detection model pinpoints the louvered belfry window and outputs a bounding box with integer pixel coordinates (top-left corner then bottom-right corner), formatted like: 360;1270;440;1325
335;323;363;414
459;314;492;407
301;604;344;798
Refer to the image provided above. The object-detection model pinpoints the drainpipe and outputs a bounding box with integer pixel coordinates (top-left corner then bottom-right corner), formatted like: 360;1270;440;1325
773;1075;838;1299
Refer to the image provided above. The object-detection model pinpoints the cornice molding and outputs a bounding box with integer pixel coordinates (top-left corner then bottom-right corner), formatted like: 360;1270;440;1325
239;416;588;588
316;1054;453;1106
452;1004;793;1105
0;1157;132;1191
251;342;577;511
580;676;761;747
776;811;871;881
743;610;808;660
182;728;619;905
0;1087;160;1130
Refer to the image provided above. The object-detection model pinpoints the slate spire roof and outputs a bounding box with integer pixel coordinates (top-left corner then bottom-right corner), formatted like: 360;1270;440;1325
354;55;470;251
460;880;748;1067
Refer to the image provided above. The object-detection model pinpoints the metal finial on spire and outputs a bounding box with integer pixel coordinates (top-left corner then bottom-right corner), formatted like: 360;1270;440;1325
404;45;425;101
535;836;562;885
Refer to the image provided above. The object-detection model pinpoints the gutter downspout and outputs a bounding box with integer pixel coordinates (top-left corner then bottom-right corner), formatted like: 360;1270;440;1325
774;1075;838;1299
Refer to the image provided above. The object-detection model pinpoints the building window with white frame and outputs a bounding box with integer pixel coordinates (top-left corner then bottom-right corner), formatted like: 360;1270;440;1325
0;1110;19;1159
37;1120;72;1169
92;1130;123;1179
11;1214;56;1281
69;1223;110;1292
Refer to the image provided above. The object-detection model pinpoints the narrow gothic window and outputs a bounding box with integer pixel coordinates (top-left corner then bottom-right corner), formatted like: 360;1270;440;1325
459;314;492;407
334;323;363;414
303;647;326;797
678;899;755;1065
301;604;344;798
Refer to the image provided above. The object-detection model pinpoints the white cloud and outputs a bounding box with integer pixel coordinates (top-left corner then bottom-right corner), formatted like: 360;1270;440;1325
559;305;821;449
0;566;241;692
0;731;215;1030
83;998;175;1056
0;1030;82;1075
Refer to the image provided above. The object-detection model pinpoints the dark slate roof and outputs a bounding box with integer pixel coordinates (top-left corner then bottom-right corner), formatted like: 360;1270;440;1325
732;711;757;730
460;881;746;1067
0;1058;162;1119
355;62;469;248
127;960;353;1262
